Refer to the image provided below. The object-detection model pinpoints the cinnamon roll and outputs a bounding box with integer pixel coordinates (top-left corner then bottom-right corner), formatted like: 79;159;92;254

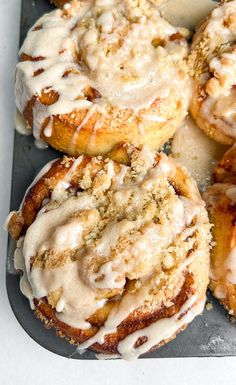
204;142;236;316
204;181;236;316
6;144;210;359
16;0;190;156
189;0;236;145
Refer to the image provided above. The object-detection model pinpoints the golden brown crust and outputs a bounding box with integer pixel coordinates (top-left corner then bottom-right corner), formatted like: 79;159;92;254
22;83;185;157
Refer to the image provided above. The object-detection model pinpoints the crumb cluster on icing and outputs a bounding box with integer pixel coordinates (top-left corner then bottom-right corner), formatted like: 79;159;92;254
13;146;210;359
15;0;189;144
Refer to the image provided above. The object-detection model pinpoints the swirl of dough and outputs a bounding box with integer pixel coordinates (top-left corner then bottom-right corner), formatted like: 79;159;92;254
189;0;236;145
16;0;190;156
6;144;210;359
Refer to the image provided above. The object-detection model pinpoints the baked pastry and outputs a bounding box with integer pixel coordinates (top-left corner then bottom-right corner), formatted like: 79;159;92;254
16;0;190;157
204;143;236;316
189;0;236;146
6;144;210;359
203;141;236;316
204;181;236;316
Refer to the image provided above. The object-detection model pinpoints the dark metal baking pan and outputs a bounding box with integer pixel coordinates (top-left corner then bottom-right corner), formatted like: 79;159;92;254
6;0;236;360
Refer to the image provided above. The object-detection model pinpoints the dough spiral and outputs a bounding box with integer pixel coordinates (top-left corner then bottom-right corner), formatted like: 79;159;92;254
6;144;210;359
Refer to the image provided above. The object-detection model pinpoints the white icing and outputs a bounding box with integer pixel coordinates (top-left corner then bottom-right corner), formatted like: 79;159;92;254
204;2;236;43
43;116;53;137
30;261;106;329
4;212;16;231
71;105;98;145
51;155;83;200
14;238;34;309
20;159;58;209
78;293;205;360
111;164;127;189
210;53;236;91
204;183;236;299
77;252;203;354
15;109;31;136
226;247;236;284
23;195;97;269
87;119;102;151
34;139;48;150
117;295;205;361
191;0;236;139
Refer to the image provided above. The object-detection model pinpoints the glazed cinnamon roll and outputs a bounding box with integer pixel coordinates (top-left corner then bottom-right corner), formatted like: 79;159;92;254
204;182;236;316
189;0;236;146
16;0;190;156
203;142;236;316
6;144;210;359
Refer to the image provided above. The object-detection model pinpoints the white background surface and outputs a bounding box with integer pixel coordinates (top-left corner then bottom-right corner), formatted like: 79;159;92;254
0;1;236;384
